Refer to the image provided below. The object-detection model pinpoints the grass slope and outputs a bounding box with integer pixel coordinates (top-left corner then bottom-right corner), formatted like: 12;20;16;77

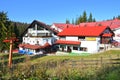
0;50;120;80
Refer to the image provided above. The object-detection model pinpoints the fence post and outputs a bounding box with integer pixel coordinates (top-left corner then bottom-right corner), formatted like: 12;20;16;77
117;54;119;59
117;54;120;66
81;58;84;69
108;55;112;68
71;60;76;68
100;57;103;67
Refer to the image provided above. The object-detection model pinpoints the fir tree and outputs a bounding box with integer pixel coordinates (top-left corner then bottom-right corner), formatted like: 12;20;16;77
82;11;87;22
66;19;70;24
88;13;93;22
72;18;74;24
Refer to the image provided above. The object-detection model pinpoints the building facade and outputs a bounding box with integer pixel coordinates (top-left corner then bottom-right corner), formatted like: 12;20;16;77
79;19;120;44
56;26;114;53
19;20;57;55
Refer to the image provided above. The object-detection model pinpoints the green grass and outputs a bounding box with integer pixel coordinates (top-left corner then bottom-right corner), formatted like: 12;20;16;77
31;50;120;62
70;52;90;56
0;50;120;80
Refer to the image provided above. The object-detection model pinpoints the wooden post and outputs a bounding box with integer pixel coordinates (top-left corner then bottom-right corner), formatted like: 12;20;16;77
8;40;13;68
101;57;103;67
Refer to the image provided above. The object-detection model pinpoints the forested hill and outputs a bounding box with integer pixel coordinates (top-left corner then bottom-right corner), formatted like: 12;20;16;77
11;21;30;38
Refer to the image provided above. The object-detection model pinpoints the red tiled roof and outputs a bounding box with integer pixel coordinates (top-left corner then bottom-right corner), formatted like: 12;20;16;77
42;42;51;48
19;43;51;49
79;19;120;30
55;40;81;45
19;44;42;49
102;33;113;37
79;22;97;27
53;23;74;30
58;26;108;37
19;44;25;47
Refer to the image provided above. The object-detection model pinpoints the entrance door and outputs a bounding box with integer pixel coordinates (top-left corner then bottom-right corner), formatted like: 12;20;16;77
67;46;71;52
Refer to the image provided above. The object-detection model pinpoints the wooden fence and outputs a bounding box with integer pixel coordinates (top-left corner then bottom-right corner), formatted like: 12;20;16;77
63;56;120;69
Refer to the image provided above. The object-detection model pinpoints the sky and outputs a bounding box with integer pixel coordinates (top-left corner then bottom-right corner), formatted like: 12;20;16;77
0;0;120;24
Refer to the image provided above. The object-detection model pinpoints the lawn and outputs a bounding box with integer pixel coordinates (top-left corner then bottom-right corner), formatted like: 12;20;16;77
0;50;120;80
31;50;120;62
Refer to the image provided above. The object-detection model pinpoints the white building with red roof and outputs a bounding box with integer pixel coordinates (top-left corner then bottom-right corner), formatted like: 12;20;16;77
56;26;114;53
19;20;58;55
79;18;120;43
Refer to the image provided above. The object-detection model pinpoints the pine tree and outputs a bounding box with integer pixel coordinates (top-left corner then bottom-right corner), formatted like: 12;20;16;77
66;19;70;24
88;13;93;22
72;18;74;24
117;15;120;19
113;16;116;20
93;18;96;22
79;15;83;23
14;22;19;37
66;11;96;24
0;11;16;52
82;11;87;22
75;17;79;25
0;11;8;23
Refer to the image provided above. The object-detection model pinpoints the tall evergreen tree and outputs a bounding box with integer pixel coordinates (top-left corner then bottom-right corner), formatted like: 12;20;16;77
72;18;75;24
66;19;70;24
14;22;19;37
75;17;79;25
93;18;96;22
117;15;120;19
0;11;9;52
79;15;83;23
66;11;96;25
88;13;93;22
82;11;87;22
0;11;8;23
0;11;16;52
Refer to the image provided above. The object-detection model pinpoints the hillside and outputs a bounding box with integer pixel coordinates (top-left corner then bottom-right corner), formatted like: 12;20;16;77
0;50;120;79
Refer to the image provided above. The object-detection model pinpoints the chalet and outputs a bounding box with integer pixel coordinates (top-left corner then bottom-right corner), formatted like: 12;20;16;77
19;20;58;55
79;19;120;44
56;26;114;53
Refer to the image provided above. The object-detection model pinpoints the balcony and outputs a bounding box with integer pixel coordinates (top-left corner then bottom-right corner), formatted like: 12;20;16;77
26;29;52;37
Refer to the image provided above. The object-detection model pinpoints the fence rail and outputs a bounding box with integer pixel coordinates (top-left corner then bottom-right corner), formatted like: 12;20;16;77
64;56;120;68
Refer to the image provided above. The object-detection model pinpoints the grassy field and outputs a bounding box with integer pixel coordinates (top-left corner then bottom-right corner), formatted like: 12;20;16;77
0;50;120;80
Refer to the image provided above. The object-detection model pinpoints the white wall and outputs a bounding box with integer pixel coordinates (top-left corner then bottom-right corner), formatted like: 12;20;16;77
113;28;120;42
23;37;54;46
51;24;62;32
81;41;99;53
65;36;100;53
66;36;78;41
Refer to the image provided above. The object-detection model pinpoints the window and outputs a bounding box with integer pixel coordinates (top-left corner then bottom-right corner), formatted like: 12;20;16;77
60;45;66;51
37;33;46;36
73;46;78;50
37;41;39;44
80;47;87;51
60;37;66;40
37;25;44;30
32;33;35;36
101;37;111;44
78;36;85;41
